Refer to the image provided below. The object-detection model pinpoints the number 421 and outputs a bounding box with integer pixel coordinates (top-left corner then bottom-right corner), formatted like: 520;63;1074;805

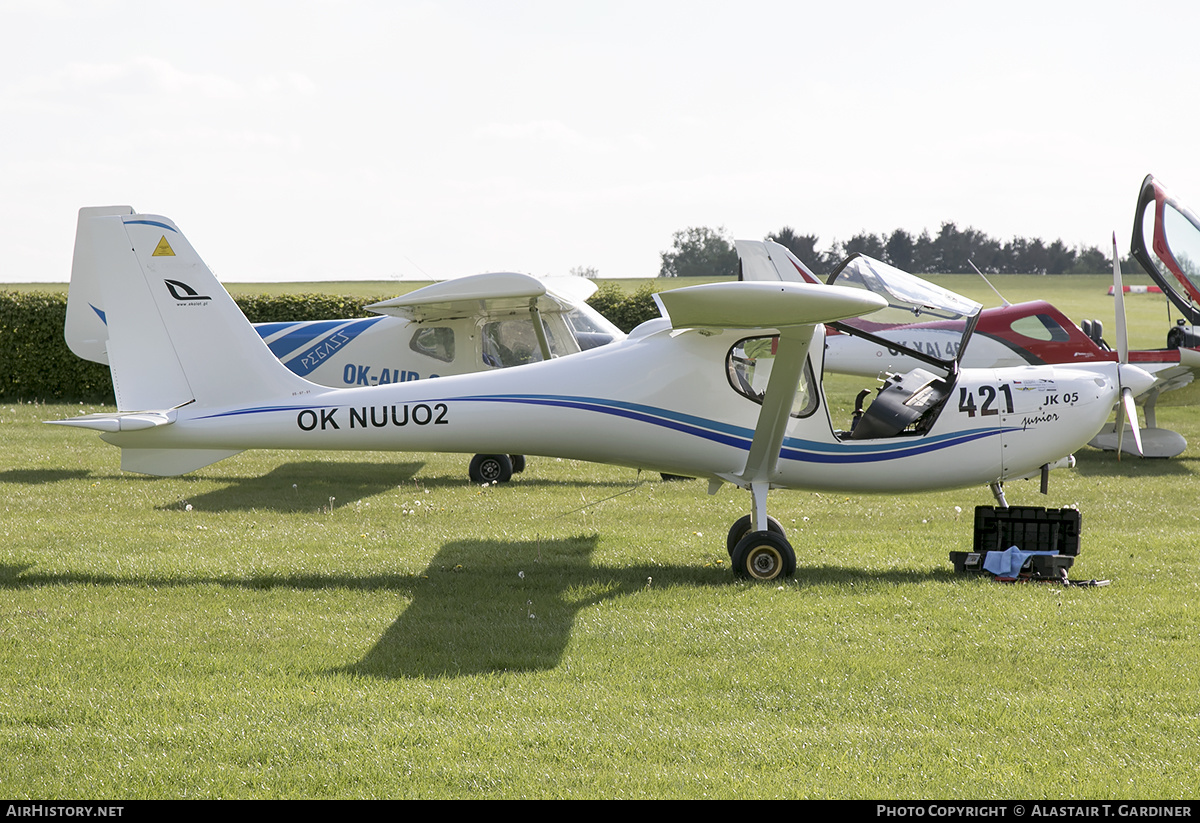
958;385;1014;417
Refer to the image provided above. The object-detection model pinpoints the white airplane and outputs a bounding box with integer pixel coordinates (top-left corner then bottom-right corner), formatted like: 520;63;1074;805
50;208;1155;580
737;234;1200;458
64;207;625;483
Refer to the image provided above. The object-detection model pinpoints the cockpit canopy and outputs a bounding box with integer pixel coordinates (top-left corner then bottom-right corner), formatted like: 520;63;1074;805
1131;175;1200;326
826;253;983;374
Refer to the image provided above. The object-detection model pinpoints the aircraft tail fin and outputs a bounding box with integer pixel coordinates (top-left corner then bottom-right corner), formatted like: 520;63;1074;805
67;208;316;413
65;206;135;365
735;239;823;284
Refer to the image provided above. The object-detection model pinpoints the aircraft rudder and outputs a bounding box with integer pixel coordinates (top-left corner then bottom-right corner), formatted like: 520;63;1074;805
65;206;135;365
69;208;316;412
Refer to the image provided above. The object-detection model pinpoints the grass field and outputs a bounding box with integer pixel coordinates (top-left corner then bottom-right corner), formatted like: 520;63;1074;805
1;275;1197;798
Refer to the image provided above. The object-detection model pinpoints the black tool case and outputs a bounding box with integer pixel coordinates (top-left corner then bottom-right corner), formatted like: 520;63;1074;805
972;505;1081;555
950;506;1082;580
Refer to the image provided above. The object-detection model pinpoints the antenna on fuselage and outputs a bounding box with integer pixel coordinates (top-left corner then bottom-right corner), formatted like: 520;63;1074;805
968;259;1011;307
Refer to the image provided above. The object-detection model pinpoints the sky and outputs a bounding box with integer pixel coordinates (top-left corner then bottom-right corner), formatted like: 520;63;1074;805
2;0;1199;283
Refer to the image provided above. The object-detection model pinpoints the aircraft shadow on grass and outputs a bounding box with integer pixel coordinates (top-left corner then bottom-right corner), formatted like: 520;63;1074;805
0;538;948;681
339;536;950;681
0;468;92;484
144;460;653;514
150;460;429;513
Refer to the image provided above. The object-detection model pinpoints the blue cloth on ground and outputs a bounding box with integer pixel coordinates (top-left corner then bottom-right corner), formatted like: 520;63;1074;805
982;546;1056;578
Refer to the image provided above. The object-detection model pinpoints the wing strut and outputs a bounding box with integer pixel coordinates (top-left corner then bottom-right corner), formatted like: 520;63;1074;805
740;329;812;472
738;327;814;530
653;279;886;579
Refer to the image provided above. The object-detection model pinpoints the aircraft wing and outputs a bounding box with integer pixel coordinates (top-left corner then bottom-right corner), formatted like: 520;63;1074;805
653;280;882;330
1129;348;1200;397
367;271;588;323
655;280;886;499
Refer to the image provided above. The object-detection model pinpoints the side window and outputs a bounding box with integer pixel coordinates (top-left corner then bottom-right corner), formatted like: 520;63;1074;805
482;318;544;368
410;327;455;363
726;336;818;418
1009;314;1070;342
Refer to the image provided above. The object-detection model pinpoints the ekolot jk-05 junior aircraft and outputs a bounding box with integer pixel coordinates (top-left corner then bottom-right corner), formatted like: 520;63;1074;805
737;220;1200;458
64;207;626;483
51;208;1155;580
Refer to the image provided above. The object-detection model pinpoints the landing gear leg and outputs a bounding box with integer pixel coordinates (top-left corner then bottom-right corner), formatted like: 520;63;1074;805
1144;388;1161;429
729;481;796;580
750;480;770;532
989;481;1008;508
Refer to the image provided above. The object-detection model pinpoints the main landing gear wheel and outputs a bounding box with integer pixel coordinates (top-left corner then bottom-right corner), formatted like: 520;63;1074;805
731;530;796;581
726;514;785;556
510;455;526;474
469;453;513;484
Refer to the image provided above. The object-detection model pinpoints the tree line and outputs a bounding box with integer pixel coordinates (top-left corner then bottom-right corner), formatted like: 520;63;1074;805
658;224;1124;278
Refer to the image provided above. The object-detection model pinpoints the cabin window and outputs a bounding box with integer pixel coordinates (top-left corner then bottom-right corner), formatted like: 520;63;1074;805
410;327;455;362
726;336;819;418
1009;314;1070;342
482;318;558;368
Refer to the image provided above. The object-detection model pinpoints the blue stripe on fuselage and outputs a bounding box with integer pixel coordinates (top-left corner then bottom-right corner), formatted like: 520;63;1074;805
253;317;385;373
199;393;1010;465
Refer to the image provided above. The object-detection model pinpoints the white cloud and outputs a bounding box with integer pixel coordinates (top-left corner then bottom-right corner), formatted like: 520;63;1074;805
8;56;246;100
477;120;613;154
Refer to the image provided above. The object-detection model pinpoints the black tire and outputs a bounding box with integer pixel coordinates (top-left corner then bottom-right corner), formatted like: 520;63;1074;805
469;453;513;484
731;531;796;581
726;514;785;556
509;455;526;474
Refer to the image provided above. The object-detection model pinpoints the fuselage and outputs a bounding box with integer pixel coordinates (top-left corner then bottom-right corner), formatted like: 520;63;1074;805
101;321;1123;492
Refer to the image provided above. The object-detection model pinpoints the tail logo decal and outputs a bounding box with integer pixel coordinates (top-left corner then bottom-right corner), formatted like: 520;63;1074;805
164;279;212;302
152;236;176;257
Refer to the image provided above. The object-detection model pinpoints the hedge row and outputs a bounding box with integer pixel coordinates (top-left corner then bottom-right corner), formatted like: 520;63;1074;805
586;282;661;333
0;287;663;402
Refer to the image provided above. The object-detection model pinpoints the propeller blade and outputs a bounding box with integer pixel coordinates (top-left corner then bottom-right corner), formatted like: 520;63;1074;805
1112;235;1146;459
1113;391;1142;460
1113;232;1129;364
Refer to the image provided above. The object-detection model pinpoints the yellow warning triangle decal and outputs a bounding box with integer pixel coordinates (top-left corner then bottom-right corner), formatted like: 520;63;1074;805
152;236;176;257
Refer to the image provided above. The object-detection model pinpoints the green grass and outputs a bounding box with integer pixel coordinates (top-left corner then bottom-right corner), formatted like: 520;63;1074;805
2;274;1198;798
2;398;1198;798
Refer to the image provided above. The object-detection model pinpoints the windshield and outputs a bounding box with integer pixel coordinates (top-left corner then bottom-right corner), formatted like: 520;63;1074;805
564;302;624;350
825;254;982;370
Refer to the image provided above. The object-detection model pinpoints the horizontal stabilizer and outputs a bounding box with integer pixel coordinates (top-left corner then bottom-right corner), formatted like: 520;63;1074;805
46;410;176;433
653;281;886;330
